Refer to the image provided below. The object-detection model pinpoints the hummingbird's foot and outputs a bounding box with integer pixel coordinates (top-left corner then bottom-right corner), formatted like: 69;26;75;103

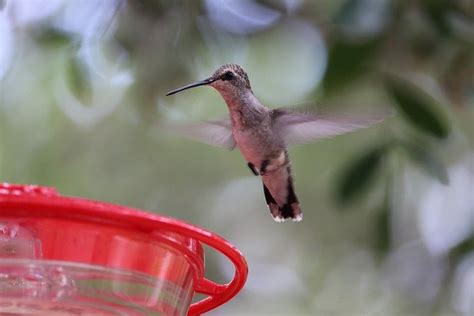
247;162;259;176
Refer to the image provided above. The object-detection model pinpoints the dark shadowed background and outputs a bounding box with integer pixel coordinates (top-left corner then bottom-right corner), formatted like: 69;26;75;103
0;0;473;315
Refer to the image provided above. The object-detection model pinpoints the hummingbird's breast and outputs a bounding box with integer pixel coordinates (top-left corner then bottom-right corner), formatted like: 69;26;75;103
233;129;267;163
232;120;284;166
225;94;285;165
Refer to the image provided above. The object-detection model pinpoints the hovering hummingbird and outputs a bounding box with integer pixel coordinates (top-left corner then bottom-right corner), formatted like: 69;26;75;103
166;64;386;222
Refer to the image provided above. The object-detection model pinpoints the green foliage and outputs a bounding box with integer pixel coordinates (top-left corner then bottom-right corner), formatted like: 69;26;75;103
449;237;474;263
374;204;391;253
399;140;449;184
422;0;457;36
336;144;387;204
67;55;93;105
385;75;450;139
333;0;362;26
323;39;379;93
34;28;74;48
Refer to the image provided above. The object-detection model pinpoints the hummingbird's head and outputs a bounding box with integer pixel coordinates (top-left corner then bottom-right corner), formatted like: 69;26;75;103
166;64;252;97
208;64;251;93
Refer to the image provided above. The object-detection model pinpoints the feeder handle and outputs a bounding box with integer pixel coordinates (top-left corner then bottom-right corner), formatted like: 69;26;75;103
189;271;245;315
181;225;248;316
195;278;227;296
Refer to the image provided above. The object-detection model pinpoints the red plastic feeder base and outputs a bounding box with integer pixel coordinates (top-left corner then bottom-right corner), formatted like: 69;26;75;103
0;183;248;315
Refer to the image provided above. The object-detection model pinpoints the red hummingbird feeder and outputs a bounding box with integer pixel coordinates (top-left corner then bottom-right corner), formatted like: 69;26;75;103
0;183;248;315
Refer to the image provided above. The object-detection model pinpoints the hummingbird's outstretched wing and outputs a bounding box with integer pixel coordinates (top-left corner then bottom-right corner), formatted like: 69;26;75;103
162;119;236;150
272;109;388;146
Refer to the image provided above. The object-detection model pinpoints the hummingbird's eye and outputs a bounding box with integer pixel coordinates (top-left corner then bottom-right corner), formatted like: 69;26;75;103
222;71;234;81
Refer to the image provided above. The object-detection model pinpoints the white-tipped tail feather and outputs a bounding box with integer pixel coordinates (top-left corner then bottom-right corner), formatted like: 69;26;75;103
262;165;302;222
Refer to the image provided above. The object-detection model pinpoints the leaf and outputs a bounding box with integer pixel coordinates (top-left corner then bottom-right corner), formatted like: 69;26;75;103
336;145;386;204
400;140;449;184
35;28;74;48
385;75;450;139
449;237;474;263
333;0;389;36
67;56;93;105
323;39;379;93
333;0;360;25
422;0;456;36
374;204;391;253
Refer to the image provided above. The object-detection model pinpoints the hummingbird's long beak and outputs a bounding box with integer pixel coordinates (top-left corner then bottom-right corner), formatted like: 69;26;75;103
166;77;215;96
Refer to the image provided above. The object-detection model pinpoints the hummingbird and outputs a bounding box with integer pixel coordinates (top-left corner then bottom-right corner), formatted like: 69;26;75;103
166;64;386;222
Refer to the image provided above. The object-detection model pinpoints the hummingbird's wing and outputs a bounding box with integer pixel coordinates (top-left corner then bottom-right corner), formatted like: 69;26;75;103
162;119;236;150
272;109;388;146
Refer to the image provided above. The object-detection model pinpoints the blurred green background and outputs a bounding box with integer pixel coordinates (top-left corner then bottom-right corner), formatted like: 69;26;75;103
0;0;473;315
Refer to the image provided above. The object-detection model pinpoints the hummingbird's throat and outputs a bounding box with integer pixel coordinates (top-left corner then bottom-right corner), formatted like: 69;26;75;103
214;88;257;112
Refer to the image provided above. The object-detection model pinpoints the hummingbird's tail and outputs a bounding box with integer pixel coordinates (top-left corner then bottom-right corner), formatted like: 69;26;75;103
262;166;302;222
